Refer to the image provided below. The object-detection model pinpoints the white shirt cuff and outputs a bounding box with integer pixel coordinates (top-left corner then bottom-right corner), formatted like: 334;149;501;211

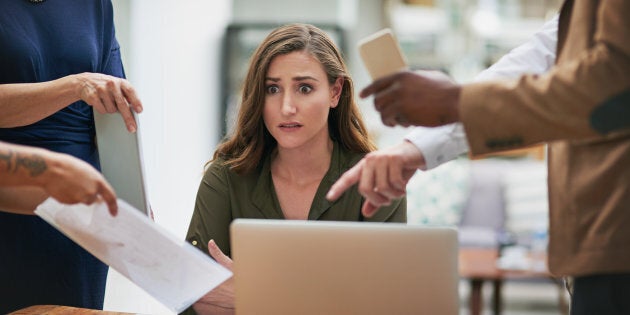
404;123;469;170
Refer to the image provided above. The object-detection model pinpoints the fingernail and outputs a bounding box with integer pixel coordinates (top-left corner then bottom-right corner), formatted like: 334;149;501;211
128;124;136;133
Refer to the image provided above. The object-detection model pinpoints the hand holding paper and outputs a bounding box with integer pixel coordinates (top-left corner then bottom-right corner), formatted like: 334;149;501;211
35;198;232;313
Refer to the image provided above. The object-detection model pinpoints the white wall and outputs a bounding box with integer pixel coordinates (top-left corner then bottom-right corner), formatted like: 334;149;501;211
107;1;231;313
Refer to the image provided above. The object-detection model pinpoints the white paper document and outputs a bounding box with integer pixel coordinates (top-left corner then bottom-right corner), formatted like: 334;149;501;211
35;198;232;313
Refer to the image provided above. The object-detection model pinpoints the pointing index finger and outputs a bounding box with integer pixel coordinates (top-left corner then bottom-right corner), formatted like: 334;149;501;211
326;162;363;201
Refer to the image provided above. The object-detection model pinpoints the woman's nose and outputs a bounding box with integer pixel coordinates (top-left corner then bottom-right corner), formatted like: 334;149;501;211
281;93;297;115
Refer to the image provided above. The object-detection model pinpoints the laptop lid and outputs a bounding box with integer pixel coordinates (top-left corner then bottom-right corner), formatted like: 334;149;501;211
94;111;150;215
231;219;459;315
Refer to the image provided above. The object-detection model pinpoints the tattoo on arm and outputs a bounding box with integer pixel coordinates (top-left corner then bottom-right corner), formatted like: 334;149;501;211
15;153;47;177
0;149;14;171
0;149;47;177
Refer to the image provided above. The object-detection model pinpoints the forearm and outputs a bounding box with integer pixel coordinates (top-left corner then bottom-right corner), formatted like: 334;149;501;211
403;17;557;168
461;0;630;155
461;42;630;155
0;142;58;187
0;187;47;214
0;141;119;215
476;14;558;81
0;75;81;127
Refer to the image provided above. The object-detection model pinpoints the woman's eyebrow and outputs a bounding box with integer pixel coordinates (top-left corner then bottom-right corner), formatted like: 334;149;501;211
265;76;319;82
293;76;318;82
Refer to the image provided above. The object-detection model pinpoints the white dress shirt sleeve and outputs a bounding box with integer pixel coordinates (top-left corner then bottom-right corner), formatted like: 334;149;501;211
404;14;559;170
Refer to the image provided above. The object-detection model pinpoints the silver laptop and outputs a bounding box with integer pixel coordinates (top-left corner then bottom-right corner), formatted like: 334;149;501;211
94;111;150;215
231;219;459;315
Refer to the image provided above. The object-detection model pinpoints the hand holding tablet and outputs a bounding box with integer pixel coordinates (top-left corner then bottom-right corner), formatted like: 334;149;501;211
358;28;408;80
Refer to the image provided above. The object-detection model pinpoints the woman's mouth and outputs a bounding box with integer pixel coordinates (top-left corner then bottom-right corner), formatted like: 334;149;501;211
279;122;303;129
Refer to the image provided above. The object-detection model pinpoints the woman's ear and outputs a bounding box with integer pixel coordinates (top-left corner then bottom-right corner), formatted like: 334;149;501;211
330;77;344;108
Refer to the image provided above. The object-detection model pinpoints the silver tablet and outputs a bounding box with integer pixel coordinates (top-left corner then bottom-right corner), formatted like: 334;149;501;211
94;111;150;215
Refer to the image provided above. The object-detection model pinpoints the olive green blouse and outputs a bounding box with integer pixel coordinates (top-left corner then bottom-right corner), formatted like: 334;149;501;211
185;141;406;258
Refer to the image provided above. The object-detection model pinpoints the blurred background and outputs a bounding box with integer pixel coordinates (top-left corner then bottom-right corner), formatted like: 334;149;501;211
108;0;566;314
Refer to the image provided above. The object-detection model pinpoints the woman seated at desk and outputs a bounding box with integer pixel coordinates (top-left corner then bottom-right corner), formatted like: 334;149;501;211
183;23;406;314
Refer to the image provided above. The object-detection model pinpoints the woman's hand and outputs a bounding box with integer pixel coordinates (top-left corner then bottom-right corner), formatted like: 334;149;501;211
0;142;117;215
73;72;143;132
42;151;118;215
0;74;143;129
327;141;424;217
192;240;235;315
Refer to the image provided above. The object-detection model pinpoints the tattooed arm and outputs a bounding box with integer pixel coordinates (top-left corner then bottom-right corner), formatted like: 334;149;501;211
0;141;118;215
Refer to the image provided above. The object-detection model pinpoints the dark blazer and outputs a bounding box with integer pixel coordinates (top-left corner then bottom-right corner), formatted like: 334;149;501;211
460;0;630;276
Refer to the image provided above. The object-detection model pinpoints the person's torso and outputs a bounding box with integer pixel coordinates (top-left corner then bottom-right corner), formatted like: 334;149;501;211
0;0;122;166
547;0;630;276
226;144;370;222
221;142;405;223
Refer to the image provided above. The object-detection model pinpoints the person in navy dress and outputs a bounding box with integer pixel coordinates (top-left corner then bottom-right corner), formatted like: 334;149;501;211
0;0;143;312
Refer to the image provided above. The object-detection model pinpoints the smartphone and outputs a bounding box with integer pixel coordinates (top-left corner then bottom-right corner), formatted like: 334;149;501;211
358;28;408;80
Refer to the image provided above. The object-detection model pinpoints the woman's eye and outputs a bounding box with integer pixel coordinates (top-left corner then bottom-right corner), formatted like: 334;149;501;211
266;85;280;94
298;85;313;94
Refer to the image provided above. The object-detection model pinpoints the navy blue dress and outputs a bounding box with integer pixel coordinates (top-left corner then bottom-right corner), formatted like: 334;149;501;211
0;1;124;312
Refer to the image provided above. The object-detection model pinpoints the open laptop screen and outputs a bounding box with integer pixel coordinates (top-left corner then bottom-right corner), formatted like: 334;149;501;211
231;219;459;315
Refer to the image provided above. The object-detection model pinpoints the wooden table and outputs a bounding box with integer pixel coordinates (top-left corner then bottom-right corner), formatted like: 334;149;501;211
9;305;136;315
459;248;567;315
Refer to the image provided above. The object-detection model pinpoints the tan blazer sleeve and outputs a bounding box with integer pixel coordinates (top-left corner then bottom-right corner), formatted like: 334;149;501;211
460;0;630;156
